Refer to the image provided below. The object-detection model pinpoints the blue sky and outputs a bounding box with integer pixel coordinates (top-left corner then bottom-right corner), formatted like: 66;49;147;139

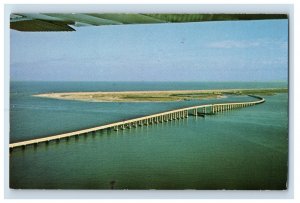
10;19;288;82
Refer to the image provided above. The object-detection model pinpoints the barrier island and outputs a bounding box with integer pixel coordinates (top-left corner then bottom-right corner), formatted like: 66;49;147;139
34;88;287;102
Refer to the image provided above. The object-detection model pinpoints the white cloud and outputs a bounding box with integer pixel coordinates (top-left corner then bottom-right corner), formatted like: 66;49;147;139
260;57;287;65
207;40;260;49
207;38;288;50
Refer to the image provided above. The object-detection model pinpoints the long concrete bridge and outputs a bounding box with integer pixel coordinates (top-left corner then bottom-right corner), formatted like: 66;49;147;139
9;95;265;151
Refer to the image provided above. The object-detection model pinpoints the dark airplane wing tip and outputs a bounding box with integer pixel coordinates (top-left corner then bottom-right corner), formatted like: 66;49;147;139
10;13;288;32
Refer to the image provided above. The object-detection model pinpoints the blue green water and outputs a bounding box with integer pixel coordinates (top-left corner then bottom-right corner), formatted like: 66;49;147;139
9;82;288;189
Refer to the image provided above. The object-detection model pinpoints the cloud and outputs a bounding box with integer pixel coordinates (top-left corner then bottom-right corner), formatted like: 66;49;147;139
207;40;260;49
207;38;288;50
260;57;287;65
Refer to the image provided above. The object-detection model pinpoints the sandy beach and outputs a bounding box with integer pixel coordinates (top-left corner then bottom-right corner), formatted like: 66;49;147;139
33;88;287;102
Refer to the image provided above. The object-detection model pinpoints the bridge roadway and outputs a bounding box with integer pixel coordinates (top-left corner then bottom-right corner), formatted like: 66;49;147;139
9;95;265;150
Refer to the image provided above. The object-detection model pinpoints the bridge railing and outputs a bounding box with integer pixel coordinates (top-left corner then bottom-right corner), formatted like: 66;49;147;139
9;95;265;149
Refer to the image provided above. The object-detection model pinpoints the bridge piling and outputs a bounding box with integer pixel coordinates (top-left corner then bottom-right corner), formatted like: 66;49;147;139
9;95;265;150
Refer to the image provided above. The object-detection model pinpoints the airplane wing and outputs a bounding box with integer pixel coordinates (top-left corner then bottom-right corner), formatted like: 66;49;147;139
10;13;288;32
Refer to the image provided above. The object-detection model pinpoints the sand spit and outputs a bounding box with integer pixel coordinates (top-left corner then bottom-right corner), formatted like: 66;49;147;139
33;88;287;102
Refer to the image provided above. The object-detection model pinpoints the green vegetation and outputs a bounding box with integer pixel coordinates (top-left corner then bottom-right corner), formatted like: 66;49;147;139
222;88;288;96
34;88;288;102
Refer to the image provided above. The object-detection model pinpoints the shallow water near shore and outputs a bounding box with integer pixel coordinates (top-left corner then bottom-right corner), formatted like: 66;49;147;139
9;81;288;189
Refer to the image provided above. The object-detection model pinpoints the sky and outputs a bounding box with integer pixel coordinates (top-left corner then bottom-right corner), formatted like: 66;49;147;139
10;19;288;82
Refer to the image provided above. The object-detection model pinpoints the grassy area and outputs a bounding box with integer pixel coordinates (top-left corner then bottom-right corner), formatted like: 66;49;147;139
34;88;288;102
222;88;288;96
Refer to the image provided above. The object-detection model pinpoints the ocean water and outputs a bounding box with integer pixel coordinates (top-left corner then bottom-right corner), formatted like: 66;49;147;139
9;81;288;189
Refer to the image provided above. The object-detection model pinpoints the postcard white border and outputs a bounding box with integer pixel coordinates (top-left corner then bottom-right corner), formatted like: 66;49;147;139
3;3;295;200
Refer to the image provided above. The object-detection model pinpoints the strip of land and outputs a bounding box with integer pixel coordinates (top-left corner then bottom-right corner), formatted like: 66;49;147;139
33;88;287;102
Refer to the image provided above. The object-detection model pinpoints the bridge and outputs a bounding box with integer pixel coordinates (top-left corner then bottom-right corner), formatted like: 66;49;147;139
9;95;265;151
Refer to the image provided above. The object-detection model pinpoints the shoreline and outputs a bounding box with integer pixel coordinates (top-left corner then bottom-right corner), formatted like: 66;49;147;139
33;88;287;102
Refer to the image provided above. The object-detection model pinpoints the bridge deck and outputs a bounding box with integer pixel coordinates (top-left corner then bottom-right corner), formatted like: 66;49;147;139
9;95;265;149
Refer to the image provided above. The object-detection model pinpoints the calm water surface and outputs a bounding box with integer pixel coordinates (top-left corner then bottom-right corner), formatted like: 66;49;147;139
9;82;288;189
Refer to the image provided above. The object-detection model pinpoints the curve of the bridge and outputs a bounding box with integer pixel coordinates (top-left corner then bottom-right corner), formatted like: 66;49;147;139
9;95;265;149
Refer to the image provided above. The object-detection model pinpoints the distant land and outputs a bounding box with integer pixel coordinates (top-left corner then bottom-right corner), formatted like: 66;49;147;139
34;88;287;102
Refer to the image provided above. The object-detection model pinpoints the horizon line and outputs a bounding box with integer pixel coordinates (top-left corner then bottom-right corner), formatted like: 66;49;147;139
10;80;288;83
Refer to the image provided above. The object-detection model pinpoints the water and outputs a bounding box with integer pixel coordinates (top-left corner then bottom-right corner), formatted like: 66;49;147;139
9;81;288;189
